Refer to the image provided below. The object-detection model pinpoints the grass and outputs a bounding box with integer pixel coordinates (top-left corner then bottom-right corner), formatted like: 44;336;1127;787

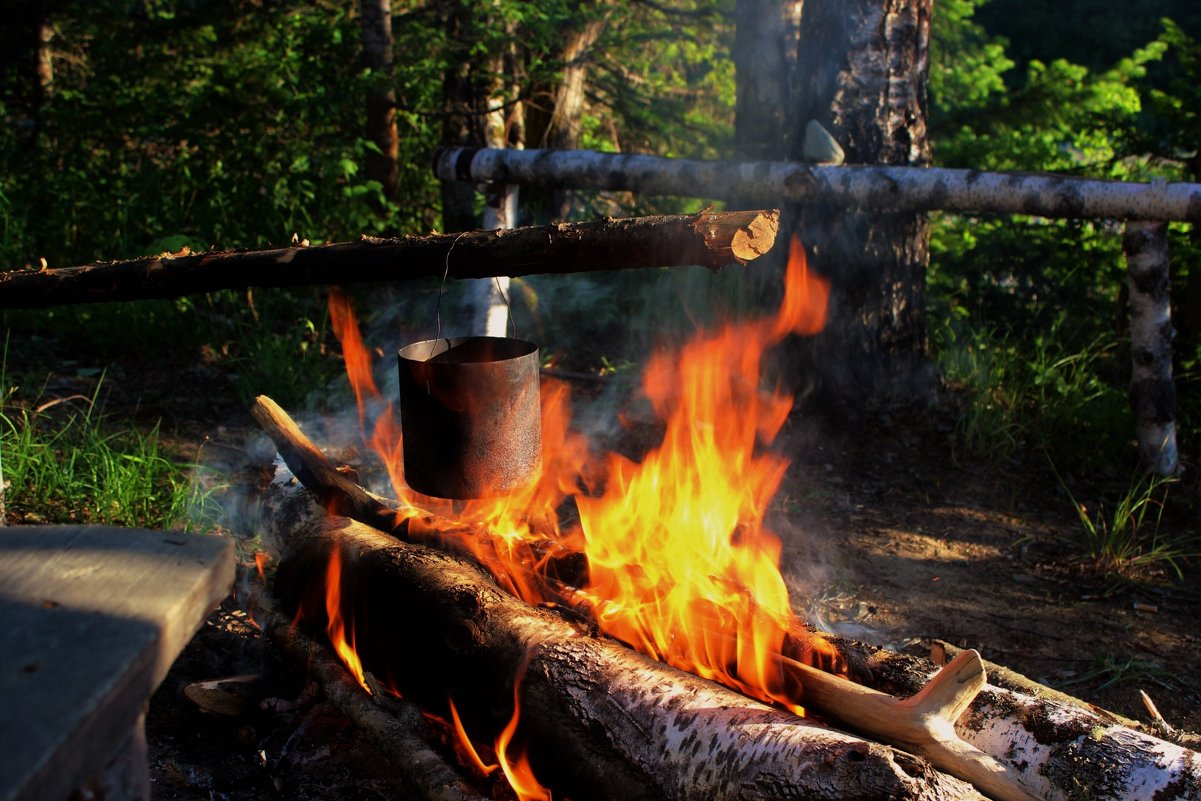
1055;468;1196;580
0;375;221;531
932;315;1130;467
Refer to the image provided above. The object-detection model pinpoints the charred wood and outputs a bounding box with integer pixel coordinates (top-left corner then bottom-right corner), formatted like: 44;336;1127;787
0;210;779;309
254;394;1201;801
260;484;983;801
254;595;488;801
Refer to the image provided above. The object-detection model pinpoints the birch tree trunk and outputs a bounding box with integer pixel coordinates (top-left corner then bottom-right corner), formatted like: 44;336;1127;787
790;0;934;410
1124;221;1179;474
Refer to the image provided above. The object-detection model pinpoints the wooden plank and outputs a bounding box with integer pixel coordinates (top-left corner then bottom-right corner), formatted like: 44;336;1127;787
0;525;235;801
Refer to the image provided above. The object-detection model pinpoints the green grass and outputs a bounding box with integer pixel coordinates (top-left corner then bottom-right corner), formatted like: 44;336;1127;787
933;315;1130;467
1055;469;1196;580
0;378;221;530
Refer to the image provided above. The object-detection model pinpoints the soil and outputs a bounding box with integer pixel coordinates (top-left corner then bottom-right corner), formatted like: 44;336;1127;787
5;352;1200;800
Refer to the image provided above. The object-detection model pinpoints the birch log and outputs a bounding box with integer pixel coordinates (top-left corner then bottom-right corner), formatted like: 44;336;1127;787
434;147;1201;222
848;640;1201;801
260;478;983;801
252;395;1201;801
1124;221;1179;475
0;210;778;309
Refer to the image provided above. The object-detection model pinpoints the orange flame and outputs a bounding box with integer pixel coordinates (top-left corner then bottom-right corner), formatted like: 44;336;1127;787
448;695;498;779
575;237;830;710
495;660;551;801
254;552;269;585
324;544;371;694
326;238;834;783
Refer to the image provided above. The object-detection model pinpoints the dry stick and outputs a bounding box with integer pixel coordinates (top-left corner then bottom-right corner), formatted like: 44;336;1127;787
0;209;780;309
435;146;1201;222
252;394;1201;801
254;595;489;801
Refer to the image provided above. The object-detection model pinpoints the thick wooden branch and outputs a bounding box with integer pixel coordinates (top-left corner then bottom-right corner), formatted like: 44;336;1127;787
254;596;488;801
261;483;982;801
0;210;779;309
434;147;1201;222
253;394;1201;801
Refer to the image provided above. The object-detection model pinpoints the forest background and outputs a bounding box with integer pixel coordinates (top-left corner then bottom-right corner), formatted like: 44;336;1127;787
1;0;1200;580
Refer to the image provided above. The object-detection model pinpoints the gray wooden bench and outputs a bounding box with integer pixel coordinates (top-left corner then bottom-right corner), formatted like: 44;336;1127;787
0;525;235;801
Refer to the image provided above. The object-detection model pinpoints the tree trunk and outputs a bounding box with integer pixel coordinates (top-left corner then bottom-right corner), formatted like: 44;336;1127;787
439;1;494;234
789;0;934;410
0;211;780;309
1124;221;1179;474
733;1;801;165
359;0;399;204
522;6;607;223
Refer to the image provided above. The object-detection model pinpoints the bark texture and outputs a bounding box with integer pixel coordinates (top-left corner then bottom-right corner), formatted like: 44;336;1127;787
433;146;1201;222
789;0;933;407
733;0;802;165
262;486;983;801
0;210;778;309
857;640;1201;801
1124;220;1179;475
359;0;399;202
439;1;494;233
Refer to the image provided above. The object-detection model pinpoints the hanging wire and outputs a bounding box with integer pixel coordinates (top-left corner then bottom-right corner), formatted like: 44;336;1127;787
431;231;470;360
494;275;517;340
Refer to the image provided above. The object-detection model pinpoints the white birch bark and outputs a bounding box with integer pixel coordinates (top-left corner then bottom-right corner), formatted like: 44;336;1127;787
1124;220;1179;474
434;147;1201;223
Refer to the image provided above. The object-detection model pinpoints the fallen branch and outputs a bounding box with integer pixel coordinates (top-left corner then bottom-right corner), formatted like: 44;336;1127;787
252;394;1201;801
254;595;488;801
434;147;1201;222
0;209;779;309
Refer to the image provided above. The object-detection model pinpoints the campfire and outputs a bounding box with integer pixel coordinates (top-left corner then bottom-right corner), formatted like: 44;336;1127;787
247;232;1201;801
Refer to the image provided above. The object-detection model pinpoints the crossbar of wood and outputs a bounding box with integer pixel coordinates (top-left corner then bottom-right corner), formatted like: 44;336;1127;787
434;146;1201;222
0;210;778;310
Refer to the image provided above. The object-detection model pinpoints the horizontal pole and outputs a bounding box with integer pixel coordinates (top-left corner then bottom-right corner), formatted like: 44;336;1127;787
0;210;778;310
434;147;1201;223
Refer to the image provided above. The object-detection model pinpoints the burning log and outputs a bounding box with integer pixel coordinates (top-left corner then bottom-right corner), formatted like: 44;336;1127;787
254;596;489;801
260;480;984;801
0;209;778;309
434;147;1201;222
253;394;1201;801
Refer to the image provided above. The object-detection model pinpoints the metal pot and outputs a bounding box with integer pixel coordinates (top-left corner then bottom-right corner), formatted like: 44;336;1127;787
397;336;541;499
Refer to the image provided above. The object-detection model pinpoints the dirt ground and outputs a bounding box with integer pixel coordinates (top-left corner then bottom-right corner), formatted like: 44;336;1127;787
7;354;1199;799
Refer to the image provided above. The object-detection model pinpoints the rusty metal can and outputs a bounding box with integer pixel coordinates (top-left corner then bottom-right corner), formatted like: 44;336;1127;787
397;336;541;499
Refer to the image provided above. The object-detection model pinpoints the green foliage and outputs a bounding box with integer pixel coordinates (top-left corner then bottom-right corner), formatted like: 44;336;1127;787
0;377;220;530
933;315;1129;466
1054;470;1195;580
